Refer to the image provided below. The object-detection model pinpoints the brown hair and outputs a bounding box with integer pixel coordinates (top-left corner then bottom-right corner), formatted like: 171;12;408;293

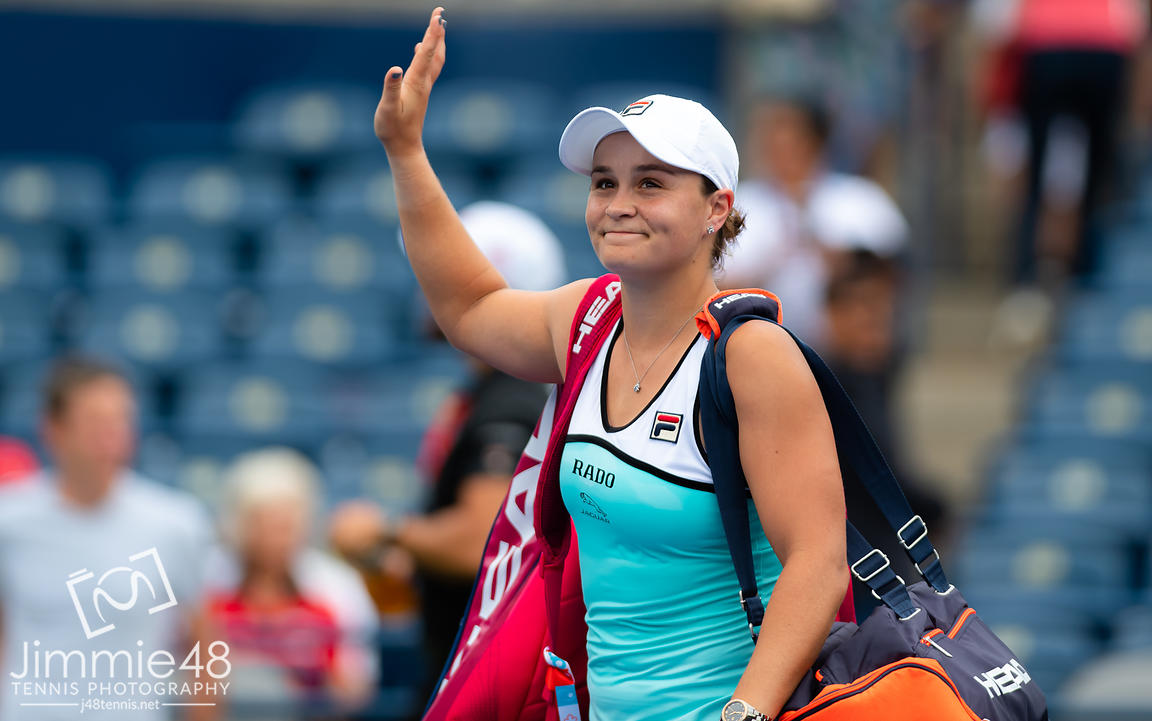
43;356;129;419
701;177;746;267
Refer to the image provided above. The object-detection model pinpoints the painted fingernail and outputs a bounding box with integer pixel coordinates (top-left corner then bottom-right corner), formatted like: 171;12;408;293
390;71;401;79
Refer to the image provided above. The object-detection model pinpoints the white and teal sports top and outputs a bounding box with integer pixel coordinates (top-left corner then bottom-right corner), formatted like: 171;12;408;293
559;320;783;721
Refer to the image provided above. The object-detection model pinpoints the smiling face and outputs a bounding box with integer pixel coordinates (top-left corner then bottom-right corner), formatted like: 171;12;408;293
586;131;725;279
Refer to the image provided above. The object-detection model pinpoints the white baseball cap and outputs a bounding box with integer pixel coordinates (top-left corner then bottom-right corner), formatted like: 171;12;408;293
399;201;569;291
558;94;739;192
458;201;568;291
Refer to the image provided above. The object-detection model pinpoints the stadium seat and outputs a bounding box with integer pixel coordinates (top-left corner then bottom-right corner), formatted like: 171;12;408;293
173;361;334;446
232;83;380;159
1021;362;1152;443
135;431;262;499
0;222;67;291
246;288;395;366
73;290;225;368
964;588;1098;638
317;430;426;510
87;223;236;291
259;220;412;295
983;440;1152;540
1059;649;1152;714
0;290;54;364
422;80;559;158
0;158;110;225
1111;604;1152;652
1091;227;1152;290
312;159;477;227
345;352;468;436
954;524;1136;619
496;158;590;245
128;158;293;227
1058;290;1152;365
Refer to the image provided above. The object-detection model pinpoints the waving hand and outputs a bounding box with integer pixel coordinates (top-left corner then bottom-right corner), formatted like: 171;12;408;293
374;7;447;160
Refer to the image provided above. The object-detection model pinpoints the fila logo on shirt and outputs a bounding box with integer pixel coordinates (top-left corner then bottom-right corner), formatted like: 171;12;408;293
650;411;682;443
621;99;653;116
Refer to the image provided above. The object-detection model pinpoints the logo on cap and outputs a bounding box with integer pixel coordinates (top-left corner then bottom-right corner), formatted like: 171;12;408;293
650;411;682;443
621;100;654;117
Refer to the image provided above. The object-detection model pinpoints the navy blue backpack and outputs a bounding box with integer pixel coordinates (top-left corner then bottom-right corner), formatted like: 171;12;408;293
696;289;1048;721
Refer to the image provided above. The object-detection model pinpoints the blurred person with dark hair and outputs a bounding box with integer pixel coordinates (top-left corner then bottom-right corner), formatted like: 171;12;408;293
329;201;565;701
719;94;908;352
0;357;217;721
202;447;379;715
821;251;948;616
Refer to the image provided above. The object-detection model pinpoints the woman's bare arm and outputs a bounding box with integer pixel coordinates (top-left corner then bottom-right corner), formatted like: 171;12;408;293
374;7;589;383
725;319;849;718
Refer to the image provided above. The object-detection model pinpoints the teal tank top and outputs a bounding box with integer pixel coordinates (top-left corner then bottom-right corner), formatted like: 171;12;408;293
559;320;783;721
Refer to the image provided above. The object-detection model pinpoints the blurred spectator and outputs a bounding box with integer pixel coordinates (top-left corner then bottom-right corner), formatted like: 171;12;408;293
0;436;38;486
0;357;216;721
329;201;565;701
718;94;908;350
821;250;948;617
823;250;905;466
203;448;378;715
974;0;1148;288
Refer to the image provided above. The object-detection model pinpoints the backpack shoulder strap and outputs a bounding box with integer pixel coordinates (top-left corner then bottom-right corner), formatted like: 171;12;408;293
696;288;951;632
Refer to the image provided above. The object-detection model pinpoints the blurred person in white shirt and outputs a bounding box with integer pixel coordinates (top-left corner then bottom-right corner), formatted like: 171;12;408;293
0;357;216;721
718;95;908;350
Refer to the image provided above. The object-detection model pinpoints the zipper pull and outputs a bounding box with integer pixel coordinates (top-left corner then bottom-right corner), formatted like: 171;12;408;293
921;633;954;658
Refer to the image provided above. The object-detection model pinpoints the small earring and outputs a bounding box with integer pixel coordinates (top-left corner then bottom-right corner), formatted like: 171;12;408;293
707;225;715;234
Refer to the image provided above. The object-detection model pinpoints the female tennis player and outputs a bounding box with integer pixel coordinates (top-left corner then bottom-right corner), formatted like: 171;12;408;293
374;8;848;721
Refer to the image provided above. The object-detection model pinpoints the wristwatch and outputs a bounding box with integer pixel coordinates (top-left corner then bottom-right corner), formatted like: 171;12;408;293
721;698;770;721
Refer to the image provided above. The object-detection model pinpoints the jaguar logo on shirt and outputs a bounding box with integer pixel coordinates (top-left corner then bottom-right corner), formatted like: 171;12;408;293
579;492;609;524
650;411;683;443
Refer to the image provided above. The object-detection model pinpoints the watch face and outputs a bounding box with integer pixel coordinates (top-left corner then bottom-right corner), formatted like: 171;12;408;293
722;700;748;721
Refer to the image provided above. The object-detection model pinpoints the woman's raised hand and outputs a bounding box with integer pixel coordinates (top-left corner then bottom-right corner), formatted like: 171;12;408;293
374;7;447;160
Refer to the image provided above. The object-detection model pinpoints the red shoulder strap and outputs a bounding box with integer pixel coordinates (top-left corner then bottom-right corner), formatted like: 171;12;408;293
534;275;621;663
535;273;622;554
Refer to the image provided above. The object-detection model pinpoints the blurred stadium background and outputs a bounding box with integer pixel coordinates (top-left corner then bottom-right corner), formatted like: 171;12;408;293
0;0;1150;719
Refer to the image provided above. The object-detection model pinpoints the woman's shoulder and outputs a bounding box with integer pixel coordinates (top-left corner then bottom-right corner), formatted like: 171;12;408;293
724;318;810;387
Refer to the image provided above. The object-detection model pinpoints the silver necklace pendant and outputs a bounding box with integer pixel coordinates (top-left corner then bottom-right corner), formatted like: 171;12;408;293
622;309;699;396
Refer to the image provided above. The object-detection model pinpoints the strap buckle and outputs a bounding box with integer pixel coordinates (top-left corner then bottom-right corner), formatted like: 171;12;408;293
850;548;890;584
867;573;922;621
897;606;922;622
913;549;940;577
739;590;764;642
898;515;928;551
871;573;906;602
